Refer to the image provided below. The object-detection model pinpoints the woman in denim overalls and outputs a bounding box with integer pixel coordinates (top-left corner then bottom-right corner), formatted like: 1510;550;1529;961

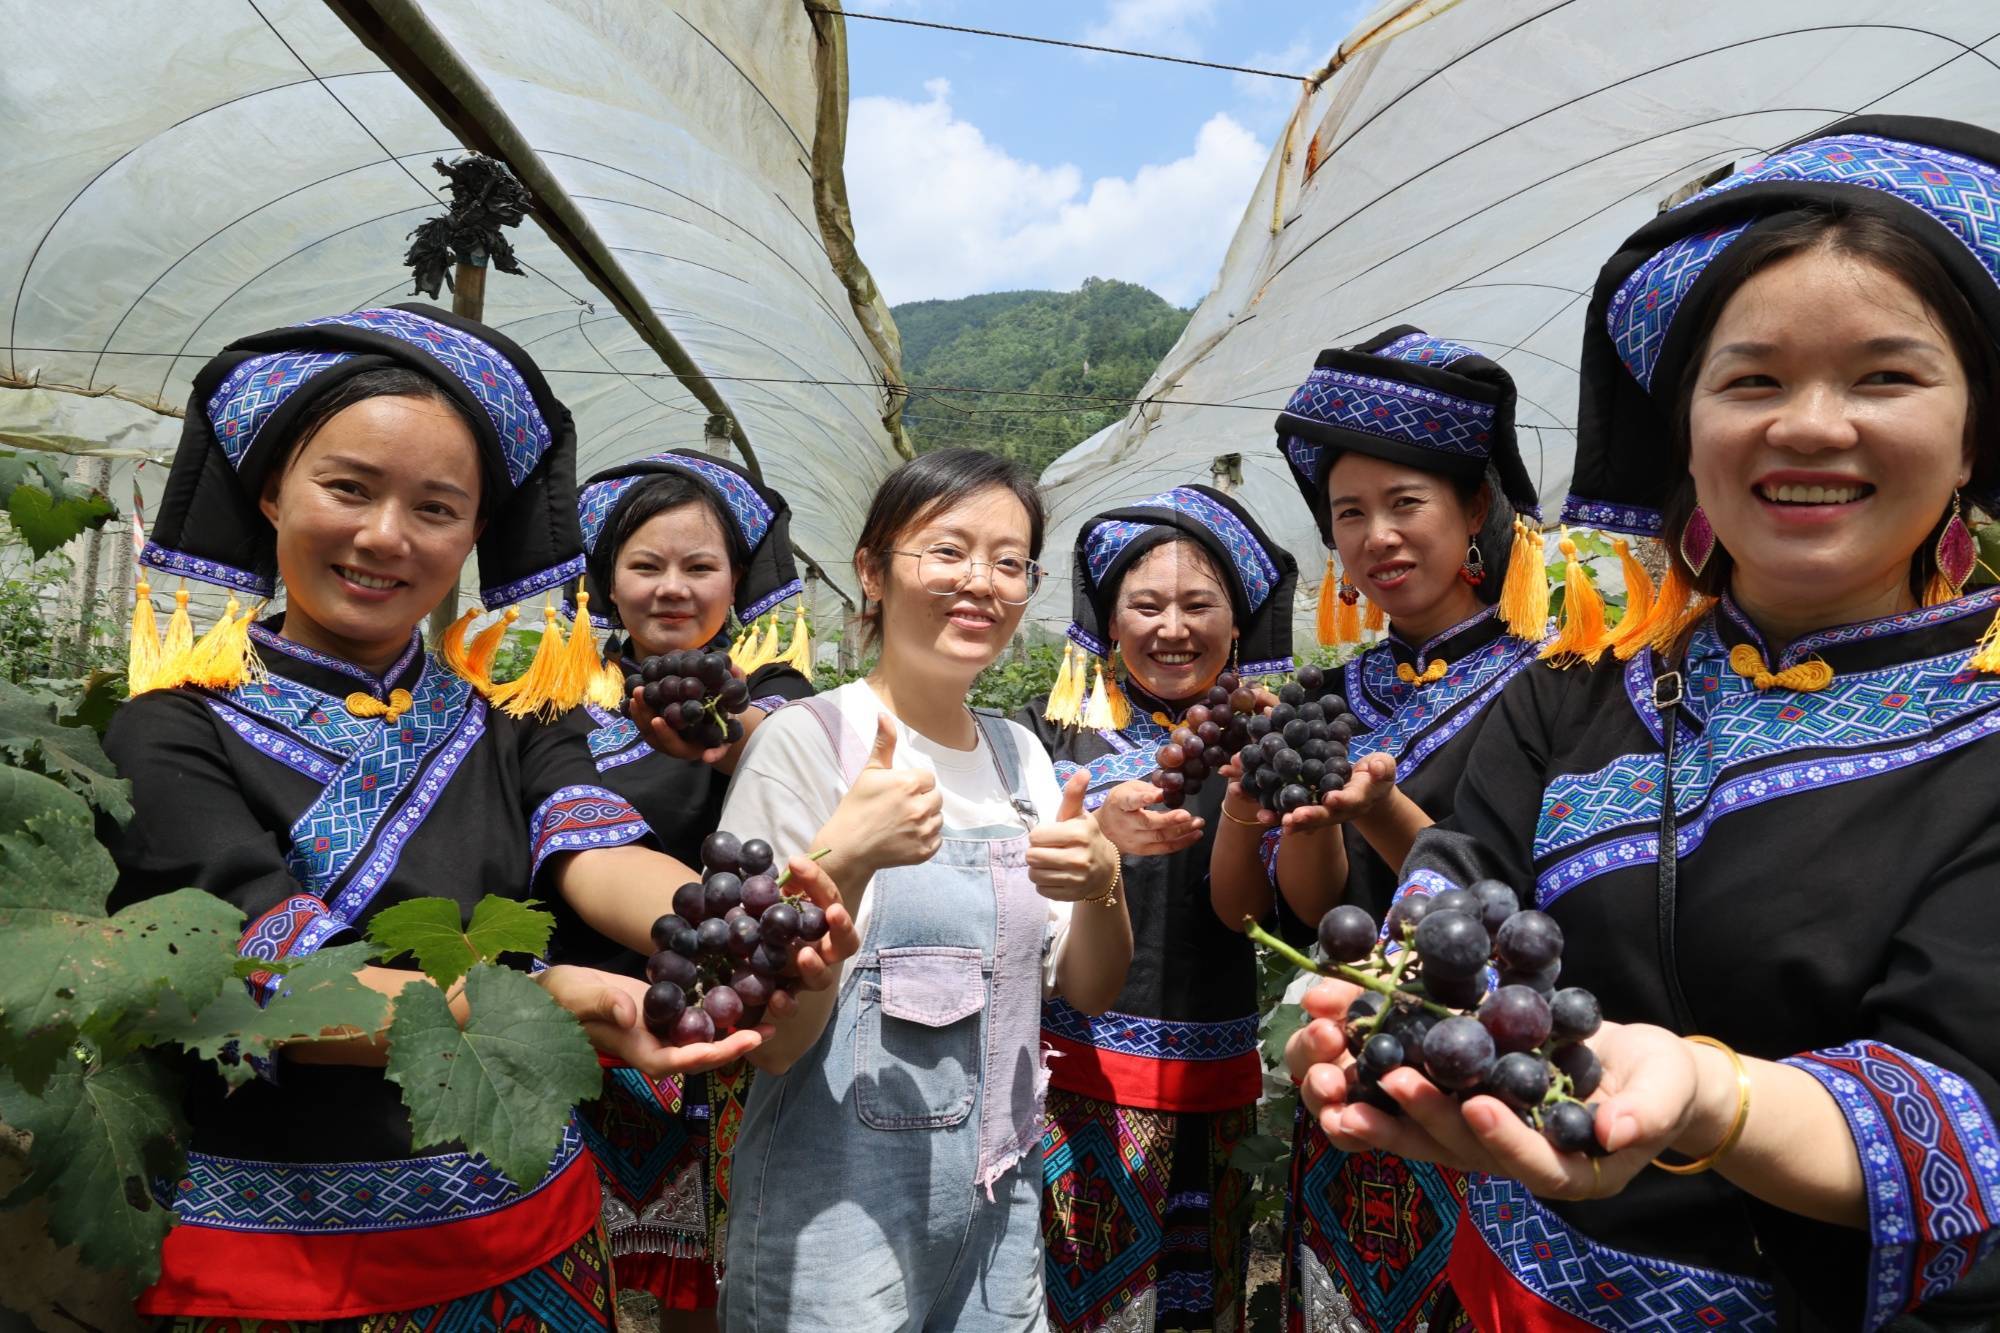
715;451;1135;1331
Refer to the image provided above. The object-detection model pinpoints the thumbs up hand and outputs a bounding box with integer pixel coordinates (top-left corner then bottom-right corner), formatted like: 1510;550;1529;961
1027;770;1121;902
820;714;944;882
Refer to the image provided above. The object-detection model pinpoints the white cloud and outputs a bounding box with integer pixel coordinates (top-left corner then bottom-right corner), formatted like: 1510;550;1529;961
1083;0;1217;58
846;78;1268;306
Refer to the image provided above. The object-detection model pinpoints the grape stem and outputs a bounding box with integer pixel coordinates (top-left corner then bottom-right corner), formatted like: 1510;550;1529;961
1243;919;1452;1017
774;846;833;889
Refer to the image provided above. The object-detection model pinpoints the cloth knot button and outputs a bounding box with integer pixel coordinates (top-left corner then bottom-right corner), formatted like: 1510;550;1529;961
345;688;416;724
1396;658;1450;687
1727;643;1832;693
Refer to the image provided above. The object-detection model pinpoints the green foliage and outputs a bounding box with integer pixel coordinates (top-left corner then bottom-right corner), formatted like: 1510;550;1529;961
0;1051;183;1285
967;641;1065;715
0;677;131;821
893;278;1192;475
383;963;601;1190
152;944;387;1092
367;895;556;988
488;626;542;685
0;451;115;560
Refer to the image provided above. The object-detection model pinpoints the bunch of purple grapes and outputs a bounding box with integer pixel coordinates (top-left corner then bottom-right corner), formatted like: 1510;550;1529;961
1144;670;1254;808
1232;664;1360;816
642;831;830;1045
1311;881;1606;1154
629;650;749;749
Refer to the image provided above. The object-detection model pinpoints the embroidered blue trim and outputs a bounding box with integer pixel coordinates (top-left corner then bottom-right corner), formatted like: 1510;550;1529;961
1783;1041;2000;1324
1042;996;1257;1062
1557;496;1664;538
1283;367;1495;459
205;700;340;783
327;701;487;922
1390;605;1498;663
1079;487;1279;611
577;473;644;556
482;553;587;610
249;624;423;695
1240;656;1294;678
139;542;273;597
1466;1175;1776;1331
1347;633;1538;785
742;579;804;623
166;1121;585;1234
1375;331;1484;367
529;784;651;878
750;693;790;714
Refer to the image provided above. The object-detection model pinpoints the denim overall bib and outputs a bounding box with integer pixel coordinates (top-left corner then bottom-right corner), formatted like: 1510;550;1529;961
722;700;1052;1332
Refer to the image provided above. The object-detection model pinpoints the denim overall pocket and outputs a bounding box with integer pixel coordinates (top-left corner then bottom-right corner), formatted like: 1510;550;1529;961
854;946;986;1130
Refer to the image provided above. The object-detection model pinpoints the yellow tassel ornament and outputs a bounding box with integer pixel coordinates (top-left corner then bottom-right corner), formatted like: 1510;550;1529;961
780;603;812;674
1315;553;1340;647
1500;517;1550;642
489;599;576;720
160;584;196;682
1540;529;1609;666
1362;596;1385;634
1081;662;1117;729
1604;538;1657;658
1045;643;1082;725
183;595;262;690
438;607;481;682
1332;580;1361;644
127;580;162;695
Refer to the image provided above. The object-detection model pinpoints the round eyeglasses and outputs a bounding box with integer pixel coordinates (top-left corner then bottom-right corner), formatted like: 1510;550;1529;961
887;545;1043;605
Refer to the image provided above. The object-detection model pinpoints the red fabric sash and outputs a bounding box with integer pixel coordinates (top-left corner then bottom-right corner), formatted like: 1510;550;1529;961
135;1148;601;1319
1043;1031;1262;1113
1448;1194;1603;1333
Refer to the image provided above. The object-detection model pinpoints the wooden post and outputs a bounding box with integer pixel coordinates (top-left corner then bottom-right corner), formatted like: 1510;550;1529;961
704;413;732;461
428;261;487;646
67;456;113;671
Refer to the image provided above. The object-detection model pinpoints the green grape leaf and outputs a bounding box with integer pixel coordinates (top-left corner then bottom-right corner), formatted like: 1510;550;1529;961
0;882;242;1094
1259;1001;1305;1071
464;895;555;966
0;1051;184;1290
0;678;130;822
157;944;387;1088
1227;1128;1292;1181
384;962;599;1190
0;807;118;918
5;479;115;559
0;763;93;835
367;895;554;988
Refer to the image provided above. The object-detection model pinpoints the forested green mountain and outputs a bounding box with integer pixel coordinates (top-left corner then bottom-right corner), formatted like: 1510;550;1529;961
892;278;1192;476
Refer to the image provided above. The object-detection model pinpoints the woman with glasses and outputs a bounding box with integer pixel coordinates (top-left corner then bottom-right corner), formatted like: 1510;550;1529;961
712;448;1133;1332
1018;485;1298;1333
550;449;817;1325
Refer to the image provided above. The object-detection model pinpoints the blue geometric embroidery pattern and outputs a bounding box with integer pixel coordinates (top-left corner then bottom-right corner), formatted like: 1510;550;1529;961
1783;1041;2000;1326
138;540;270;597
1283;366;1495;459
205;700;340;784
482;552;588;611
207;349;355;468
1606;222;1750;390
1080;487;1279;612
1535;610;2000;902
530;784;650;878
250;623;422;695
299;307;555;486
585;703;646;773
1467;1176;1777;1331
1344;614;1540;785
1374;331;1483;367
578;474;644;556
1558;495;1667;539
576;452;776;557
167;1121;585;1233
1042;997;1258;1062
1610;133;2000;392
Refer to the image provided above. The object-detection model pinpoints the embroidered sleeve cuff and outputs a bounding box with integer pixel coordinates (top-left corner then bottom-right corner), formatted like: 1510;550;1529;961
530;784;653;880
1782;1041;2000;1328
237;894;349;1004
1258;826;1283;887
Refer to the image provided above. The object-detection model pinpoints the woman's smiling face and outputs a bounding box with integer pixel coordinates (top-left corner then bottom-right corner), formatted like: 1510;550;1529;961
1326;451;1486;640
1687;243;1973;627
1109;539;1236;704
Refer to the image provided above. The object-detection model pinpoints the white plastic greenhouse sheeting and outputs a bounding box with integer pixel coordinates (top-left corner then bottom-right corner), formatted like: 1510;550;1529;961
1031;0;2000;642
2;0;900;627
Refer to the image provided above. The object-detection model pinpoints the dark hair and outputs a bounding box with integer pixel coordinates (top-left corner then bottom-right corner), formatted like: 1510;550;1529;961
853;448;1045;647
1664;207;1999;597
277;366;496;517
588;472;743;607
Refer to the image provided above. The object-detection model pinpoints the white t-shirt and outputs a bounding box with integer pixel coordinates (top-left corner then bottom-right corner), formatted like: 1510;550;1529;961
715;679;1072;990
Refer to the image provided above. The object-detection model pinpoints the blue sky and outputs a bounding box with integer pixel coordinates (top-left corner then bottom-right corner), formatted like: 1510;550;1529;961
842;0;1371;307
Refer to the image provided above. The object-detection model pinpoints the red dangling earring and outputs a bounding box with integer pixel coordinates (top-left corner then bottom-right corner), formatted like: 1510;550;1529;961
1936;490;1977;599
1459;538;1486;586
1338;577;1361;605
1680;504;1717;576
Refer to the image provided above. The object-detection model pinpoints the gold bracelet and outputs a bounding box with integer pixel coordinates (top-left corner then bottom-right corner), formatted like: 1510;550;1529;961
1220;804;1265;828
1653;1035;1751;1175
1088;847;1123;907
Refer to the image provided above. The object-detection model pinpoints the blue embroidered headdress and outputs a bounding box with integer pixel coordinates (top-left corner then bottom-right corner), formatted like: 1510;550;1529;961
1051;484;1297;727
1571;115;2000;539
143;303;580;609
1274;326;1546;646
576;449;805;671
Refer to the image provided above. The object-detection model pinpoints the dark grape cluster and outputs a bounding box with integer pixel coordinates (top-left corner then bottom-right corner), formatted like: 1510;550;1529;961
1143;670;1253;807
629;650;749;749
641;832;830;1045
1303;881;1606;1154
1232;664;1361;816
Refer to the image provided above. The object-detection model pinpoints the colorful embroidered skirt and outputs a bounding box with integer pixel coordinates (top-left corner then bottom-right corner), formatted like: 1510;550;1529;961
575;1062;712;1308
1283;1110;1469;1332
1041;1086;1254;1332
155;1225;615;1331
